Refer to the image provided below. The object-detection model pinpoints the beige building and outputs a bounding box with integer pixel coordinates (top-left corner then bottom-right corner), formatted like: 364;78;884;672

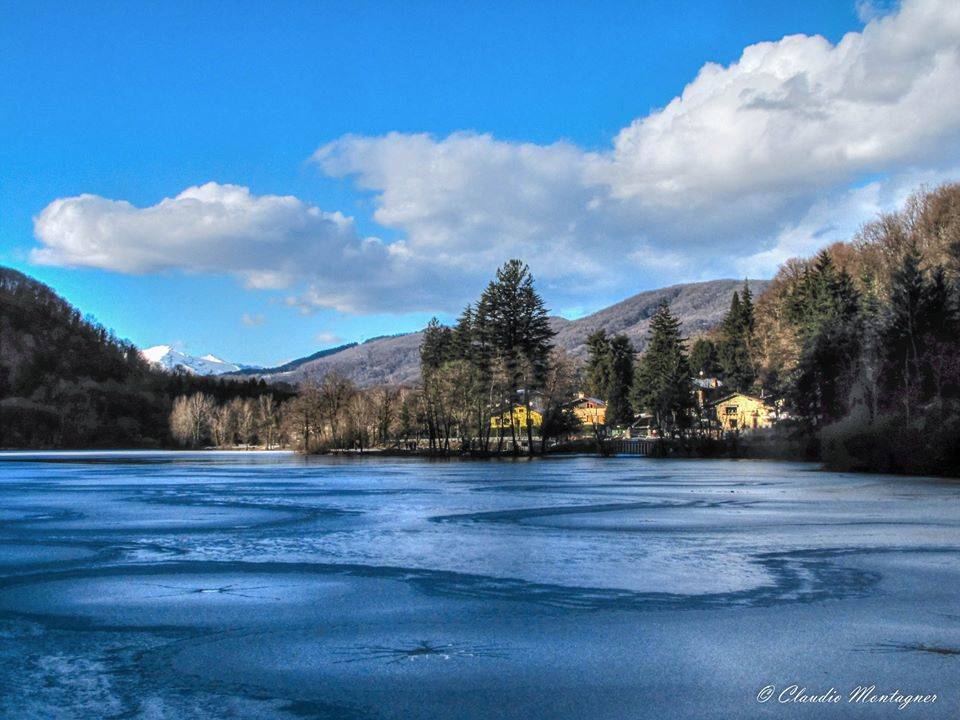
568;393;607;427
714;393;775;432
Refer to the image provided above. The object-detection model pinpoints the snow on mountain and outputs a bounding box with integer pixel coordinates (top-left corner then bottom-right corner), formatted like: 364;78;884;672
140;345;258;376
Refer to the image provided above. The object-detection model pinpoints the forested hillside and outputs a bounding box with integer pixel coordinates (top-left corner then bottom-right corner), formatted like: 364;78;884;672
553;279;769;359
752;183;960;474
0;268;286;448
250;333;422;387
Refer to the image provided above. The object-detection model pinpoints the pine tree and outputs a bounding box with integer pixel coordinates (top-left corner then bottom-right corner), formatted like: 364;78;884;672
584;330;611;400
419;318;455;450
718;282;757;392
471;296;497;451
632;301;691;435
479;260;555;454
790;255;863;426
420;317;453;371
690;338;719;377
584;330;635;426
883;245;925;419
922;266;959;403
606;334;636;426
452;304;475;362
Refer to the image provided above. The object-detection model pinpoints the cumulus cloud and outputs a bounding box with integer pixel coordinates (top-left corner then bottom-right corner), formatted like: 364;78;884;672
242;313;266;327
313;133;619;297
32;0;960;314
314;0;960;304
605;0;960;203
31;182;426;312
32;183;364;290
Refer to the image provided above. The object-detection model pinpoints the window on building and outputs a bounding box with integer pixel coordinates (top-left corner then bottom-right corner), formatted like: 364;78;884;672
725;406;737;415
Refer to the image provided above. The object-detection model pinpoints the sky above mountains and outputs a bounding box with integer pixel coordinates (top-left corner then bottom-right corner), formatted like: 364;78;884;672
2;0;959;365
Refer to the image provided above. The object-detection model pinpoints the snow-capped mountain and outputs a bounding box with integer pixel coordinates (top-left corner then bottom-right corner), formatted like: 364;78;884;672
140;345;258;376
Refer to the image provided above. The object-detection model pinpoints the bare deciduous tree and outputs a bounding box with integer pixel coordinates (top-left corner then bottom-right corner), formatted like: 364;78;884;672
170;392;214;447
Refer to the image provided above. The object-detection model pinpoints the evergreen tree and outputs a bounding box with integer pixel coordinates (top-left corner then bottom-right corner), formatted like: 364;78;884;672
470;297;497;451
584;330;611;400
420;317;454;371
689;338;719;376
789;254;863;426
922;266;960;404
479;260;555;454
419;317;455;450
718;282;757;392
740;281;755;334
883;245;926;418
878;245;960;416
452;304;475;362
632;301;691;435
606;335;635;426
583;330;635;426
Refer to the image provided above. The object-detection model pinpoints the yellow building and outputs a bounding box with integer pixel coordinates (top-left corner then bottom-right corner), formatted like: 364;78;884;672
490;405;543;430
568;393;607;427
714;393;775;431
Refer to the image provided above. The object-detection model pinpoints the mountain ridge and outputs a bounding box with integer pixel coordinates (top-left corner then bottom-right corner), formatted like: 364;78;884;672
248;278;769;388
231;342;359;376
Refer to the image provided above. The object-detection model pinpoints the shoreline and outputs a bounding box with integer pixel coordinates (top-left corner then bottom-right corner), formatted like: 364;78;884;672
1;444;956;480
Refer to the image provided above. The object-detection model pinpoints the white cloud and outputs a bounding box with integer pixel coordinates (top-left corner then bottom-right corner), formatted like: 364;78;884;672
32;0;960;314
313;132;618;297
242;312;266;327
605;0;960;203
314;0;960;305
32;183;362;289
314;331;342;345
31;183;423;312
738;166;960;277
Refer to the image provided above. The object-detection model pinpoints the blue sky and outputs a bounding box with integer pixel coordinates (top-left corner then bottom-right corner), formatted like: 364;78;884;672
3;0;959;366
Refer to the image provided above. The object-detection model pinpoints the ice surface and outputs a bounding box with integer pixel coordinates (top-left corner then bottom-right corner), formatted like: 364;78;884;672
0;452;958;718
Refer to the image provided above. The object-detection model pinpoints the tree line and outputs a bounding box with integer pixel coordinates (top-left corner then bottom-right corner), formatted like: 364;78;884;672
7;182;960;474
168;182;960;474
581;182;960;474
751;183;960;474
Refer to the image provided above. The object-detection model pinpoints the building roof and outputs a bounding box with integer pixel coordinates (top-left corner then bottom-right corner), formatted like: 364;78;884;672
692;377;723;389
569;394;605;406
712;392;773;407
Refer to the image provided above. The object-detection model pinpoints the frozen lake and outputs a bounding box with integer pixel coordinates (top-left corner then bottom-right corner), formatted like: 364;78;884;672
0;452;957;719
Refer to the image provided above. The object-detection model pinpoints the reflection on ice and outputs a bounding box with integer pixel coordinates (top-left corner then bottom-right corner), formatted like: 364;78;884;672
867;642;960;656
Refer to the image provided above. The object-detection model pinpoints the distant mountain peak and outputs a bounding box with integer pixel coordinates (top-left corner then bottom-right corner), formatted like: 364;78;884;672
141;344;174;363
141;345;258;376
